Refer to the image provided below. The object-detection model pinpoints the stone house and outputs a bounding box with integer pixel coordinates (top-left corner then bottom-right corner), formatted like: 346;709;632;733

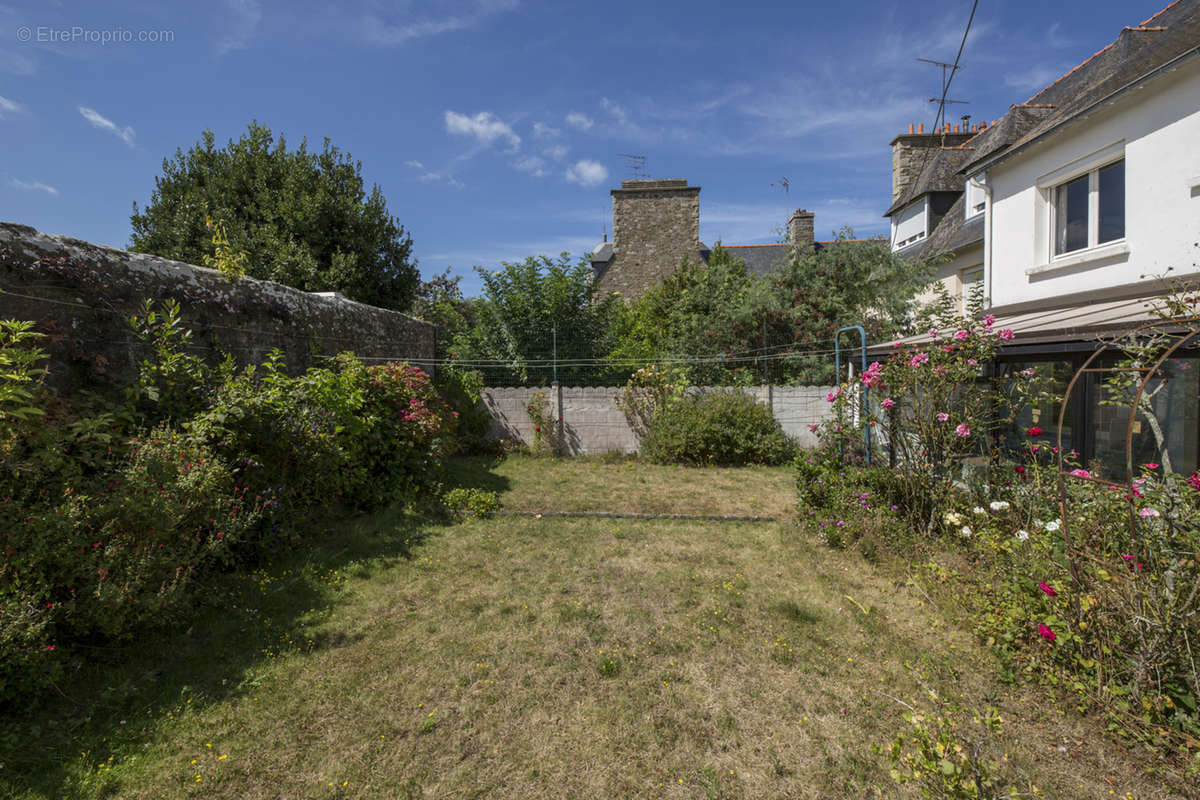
588;178;842;301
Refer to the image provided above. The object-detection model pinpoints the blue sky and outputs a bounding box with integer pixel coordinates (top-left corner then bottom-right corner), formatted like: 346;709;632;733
0;0;1174;297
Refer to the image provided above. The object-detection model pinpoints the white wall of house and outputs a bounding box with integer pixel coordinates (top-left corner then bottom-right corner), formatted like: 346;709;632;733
983;57;1200;308
913;243;985;313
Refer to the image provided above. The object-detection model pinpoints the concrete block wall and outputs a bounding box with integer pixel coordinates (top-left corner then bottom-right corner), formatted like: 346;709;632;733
0;222;434;394
481;385;837;455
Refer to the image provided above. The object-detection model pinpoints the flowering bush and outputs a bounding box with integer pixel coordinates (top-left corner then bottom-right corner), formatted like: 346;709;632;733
0;427;263;703
1;308;458;709
815;310;1037;531
803;287;1200;748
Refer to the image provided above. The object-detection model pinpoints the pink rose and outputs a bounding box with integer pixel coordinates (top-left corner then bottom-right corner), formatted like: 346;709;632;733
999;328;1015;341
983;314;996;328
954;329;969;341
955;423;971;437
1069;468;1091;478
928;328;939;339
1038;624;1056;642
936;412;950;422
1039;581;1057;597
880;397;895;409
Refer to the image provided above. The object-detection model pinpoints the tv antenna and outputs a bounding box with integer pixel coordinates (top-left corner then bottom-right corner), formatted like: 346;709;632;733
917;57;969;130
771;177;790;208
618;153;647;180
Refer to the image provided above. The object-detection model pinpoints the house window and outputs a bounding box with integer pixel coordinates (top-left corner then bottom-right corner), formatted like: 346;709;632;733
964;177;985;219
891;199;927;251
1053;159;1124;256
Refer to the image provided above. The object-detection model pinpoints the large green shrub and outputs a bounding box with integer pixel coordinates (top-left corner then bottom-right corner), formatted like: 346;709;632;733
1;427;260;702
642;390;796;466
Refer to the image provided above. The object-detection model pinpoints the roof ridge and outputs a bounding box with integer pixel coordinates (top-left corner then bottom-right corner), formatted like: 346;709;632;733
1139;0;1180;27
1021;0;1178;106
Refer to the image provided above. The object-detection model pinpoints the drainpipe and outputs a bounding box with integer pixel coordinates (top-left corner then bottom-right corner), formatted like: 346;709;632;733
977;171;994;310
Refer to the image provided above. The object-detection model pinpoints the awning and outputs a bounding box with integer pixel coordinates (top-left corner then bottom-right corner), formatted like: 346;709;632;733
868;291;1195;356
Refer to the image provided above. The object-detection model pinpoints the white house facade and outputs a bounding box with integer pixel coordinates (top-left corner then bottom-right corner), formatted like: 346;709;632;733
879;1;1200;478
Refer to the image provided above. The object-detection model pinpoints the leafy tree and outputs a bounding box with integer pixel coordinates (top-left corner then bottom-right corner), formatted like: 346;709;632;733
451;254;623;386
412;268;477;364
130;122;419;311
612;232;932;385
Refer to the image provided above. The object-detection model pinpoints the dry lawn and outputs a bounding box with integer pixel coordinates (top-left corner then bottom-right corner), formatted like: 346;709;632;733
447;454;798;517
3;458;1191;799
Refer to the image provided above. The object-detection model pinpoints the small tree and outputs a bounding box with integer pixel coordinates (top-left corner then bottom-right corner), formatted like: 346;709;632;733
451;253;623;386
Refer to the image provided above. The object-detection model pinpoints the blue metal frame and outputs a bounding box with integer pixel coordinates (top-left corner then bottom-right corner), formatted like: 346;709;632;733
834;325;871;465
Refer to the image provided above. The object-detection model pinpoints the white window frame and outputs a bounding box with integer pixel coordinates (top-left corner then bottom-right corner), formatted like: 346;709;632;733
964;176;986;219
890;197;928;251
1033;141;1127;268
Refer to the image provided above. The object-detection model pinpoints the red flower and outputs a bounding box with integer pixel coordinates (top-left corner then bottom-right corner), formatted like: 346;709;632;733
1014;466;1026;474
1027;426;1043;437
1039;581;1057;597
1143;462;1159;470
1038;624;1056;642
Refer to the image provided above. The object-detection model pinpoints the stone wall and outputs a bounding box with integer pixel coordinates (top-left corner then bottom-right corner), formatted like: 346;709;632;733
0;222;434;394
482;384;837;455
595;179;703;301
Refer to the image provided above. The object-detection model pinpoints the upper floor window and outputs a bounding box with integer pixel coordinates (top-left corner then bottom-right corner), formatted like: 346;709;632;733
891;198;927;251
964;177;986;219
1053;159;1124;256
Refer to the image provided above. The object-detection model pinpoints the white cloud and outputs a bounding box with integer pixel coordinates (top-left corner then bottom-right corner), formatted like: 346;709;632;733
514;155;545;177
216;0;262;55
0;94;21;115
532;121;560;139
543;144;568;161
1004;64;1067;92
364;0;519;45
565;112;593;131
445;110;520;152
78;106;135;147
600;97;629;126
565;159;608;187
404;159;463;187
8;177;58;196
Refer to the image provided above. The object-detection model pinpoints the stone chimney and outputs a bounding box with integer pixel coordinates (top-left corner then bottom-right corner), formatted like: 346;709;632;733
599;178;702;300
889;123;976;203
788;209;814;250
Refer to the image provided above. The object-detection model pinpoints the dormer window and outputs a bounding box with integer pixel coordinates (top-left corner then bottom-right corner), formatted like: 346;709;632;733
965;176;986;219
891;198;927;251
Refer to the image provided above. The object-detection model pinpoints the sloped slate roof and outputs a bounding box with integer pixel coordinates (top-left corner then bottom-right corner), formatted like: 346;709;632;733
721;240;879;278
721;244;791;277
964;0;1200;175
885;145;976;216
957;105;1057;175
920;196;985;257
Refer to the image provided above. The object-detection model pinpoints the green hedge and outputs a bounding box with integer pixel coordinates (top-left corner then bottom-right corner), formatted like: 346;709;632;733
642;391;796;466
